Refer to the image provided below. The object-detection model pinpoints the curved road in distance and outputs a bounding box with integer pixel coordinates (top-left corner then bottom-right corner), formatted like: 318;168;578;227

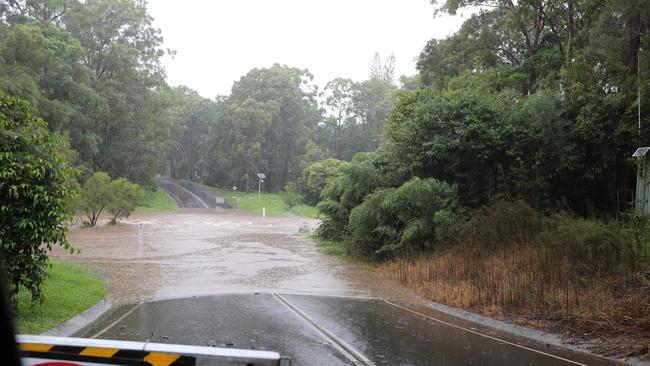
154;176;229;209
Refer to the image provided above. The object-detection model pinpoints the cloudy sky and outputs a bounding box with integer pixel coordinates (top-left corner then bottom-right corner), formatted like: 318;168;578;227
147;1;468;98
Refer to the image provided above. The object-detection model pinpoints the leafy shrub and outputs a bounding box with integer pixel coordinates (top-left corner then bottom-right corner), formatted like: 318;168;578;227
317;153;384;240
279;182;301;207
348;177;460;259
297;158;346;205
108;178;144;224
75;172;143;226
75;172;112;227
0;93;74;303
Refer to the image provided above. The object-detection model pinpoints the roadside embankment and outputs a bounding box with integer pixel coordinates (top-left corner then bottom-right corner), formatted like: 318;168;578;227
376;201;650;361
136;187;179;213
194;182;319;218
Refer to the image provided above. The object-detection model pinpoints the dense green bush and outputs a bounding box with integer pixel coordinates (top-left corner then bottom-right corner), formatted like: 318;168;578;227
348;177;460;259
385;88;511;207
317;153;384;240
0;93;74;303
297;159;346;205
108;178;144;224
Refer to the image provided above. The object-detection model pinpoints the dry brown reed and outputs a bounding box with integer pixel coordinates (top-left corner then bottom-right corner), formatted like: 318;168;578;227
379;201;650;341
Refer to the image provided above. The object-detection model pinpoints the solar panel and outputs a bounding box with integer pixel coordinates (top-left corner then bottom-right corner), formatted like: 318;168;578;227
633;147;650;157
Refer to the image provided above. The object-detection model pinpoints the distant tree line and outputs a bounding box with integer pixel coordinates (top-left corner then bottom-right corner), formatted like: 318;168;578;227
0;1;408;193
167;54;408;192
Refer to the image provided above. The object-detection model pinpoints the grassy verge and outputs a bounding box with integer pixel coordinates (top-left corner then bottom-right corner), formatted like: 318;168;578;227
15;261;106;334
313;236;351;258
196;183;318;218
136;187;178;212
289;204;319;218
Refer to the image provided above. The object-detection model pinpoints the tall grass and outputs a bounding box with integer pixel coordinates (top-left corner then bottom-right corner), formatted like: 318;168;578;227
380;201;650;337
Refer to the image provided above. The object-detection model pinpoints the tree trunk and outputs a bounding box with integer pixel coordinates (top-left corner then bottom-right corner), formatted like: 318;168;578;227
566;0;573;57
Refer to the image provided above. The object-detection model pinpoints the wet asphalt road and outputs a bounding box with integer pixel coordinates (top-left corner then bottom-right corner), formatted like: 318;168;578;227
154;177;215;208
75;294;618;366
54;179;622;365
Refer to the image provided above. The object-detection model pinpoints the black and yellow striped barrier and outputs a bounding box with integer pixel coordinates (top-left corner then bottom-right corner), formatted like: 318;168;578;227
17;335;285;366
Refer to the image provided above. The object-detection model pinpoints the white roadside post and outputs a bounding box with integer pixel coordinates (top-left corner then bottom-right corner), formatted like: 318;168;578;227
232;185;239;206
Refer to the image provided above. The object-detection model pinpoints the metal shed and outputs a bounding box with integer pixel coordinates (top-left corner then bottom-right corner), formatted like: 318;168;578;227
634;147;650;215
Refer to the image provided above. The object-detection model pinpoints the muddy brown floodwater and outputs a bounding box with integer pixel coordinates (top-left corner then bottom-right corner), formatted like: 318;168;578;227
52;208;418;305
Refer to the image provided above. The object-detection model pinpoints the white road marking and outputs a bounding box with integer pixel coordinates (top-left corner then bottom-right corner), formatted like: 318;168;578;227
169;181;209;208
384;300;590;366
272;293;374;366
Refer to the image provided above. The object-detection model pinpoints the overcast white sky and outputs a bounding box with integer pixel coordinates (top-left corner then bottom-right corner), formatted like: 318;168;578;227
147;0;468;98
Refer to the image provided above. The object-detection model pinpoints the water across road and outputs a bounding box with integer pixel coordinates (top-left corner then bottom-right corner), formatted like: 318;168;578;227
50;179;622;365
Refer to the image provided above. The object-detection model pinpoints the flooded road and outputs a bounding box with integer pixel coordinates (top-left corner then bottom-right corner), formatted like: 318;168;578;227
54;209;375;304
50;180;622;365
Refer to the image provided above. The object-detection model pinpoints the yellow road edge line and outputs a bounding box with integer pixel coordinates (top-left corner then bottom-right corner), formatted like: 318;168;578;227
90;302;142;339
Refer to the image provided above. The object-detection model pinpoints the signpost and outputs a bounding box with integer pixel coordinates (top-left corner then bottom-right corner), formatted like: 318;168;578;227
256;173;266;201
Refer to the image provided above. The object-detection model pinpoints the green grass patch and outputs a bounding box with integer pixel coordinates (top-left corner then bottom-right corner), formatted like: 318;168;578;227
15;261;106;334
196;183;318;218
290;204;319;218
315;237;350;258
136;187;178;212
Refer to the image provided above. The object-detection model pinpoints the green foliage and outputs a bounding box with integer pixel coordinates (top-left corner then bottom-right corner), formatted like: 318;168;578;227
75;172;112;227
315;238;351;258
279;182;301;207
108;178;144;224
0;0;171;184
418;0;650;216
317;76;399;161
75;172;142;226
15;261;106;334
204;97;276;191
317;153;385;240
348;177;460;259
298;158;346;205
385;88;511;207
210;64;320;192
0;92;74;304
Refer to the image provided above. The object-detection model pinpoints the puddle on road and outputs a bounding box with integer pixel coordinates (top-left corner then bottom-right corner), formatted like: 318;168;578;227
52;209;402;304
